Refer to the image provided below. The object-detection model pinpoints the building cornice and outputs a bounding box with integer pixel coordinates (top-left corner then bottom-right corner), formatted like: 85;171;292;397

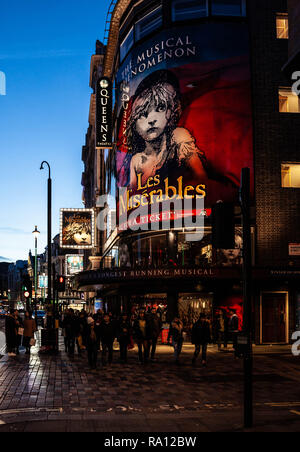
103;0;132;78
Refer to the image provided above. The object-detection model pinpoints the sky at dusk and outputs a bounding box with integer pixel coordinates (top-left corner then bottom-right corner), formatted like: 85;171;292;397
0;0;111;262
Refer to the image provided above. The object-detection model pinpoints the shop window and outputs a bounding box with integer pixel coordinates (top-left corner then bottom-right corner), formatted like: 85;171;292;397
211;0;246;16
135;6;163;42
120;26;134;62
172;0;208;22
276;13;289;39
279;87;300;113
281;163;300;188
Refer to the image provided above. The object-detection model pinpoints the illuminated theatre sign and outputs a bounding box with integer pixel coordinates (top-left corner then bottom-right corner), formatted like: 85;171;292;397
60;209;95;249
115;23;253;231
96;77;113;149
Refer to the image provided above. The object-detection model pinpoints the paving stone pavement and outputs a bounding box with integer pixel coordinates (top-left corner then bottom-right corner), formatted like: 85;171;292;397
0;338;299;432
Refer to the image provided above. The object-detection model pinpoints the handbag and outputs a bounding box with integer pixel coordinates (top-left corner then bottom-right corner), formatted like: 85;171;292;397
30;338;36;346
18;328;24;336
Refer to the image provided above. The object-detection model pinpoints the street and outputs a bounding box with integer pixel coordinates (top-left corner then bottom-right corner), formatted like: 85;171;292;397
0;321;299;432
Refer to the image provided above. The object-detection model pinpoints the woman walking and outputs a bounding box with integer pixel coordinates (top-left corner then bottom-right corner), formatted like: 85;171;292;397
23;311;37;355
5;310;18;357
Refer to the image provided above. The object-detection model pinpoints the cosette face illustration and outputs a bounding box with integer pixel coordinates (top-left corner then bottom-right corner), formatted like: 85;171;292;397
134;92;173;142
73;231;92;246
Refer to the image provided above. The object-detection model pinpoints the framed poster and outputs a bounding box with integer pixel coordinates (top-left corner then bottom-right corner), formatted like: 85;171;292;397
60;209;95;249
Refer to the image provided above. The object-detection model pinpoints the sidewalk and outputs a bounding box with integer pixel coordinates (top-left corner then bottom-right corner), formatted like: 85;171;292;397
0;339;299;432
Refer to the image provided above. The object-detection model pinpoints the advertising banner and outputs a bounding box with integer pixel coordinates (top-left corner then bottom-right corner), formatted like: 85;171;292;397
96;77;113;148
115;23;253;226
60;209;95;249
38;275;48;289
65;255;84;276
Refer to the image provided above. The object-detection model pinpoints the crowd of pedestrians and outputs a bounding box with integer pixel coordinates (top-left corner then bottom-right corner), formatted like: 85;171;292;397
4;310;37;356
4;306;241;368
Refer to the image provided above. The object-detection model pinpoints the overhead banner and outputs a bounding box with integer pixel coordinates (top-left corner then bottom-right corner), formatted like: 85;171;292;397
65;255;84;276
96;77;113;148
115;23;253;227
60;209;95;249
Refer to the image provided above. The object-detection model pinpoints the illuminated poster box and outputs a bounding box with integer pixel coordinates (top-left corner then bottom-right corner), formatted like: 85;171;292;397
60;209;95;249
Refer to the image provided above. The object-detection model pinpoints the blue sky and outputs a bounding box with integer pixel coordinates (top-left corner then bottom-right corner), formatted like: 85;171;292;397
0;0;111;262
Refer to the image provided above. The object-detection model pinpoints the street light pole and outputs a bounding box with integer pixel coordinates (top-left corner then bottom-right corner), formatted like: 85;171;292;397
32;226;40;320
40;162;52;309
239;167;253;429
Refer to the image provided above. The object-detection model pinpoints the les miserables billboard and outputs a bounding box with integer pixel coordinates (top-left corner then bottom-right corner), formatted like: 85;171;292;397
60;209;95;249
115;23;253;227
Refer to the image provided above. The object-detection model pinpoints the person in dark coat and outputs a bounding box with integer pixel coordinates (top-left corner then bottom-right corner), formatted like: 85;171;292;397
86;317;99;369
5;310;18;356
117;314;131;363
148;308;162;361
168;317;184;365
228;309;239;357
14;310;24;355
62;309;77;358
133;310;152;364
100;314;116;365
192;314;211;366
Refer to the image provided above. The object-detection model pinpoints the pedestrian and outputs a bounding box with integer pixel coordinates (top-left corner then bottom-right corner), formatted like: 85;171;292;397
133;310;151;364
86;317;99;369
94;310;103;353
168;317;184;365
23;311;37;355
191;314;211;366
63;308;77;358
78;311;88;352
148;308;162;361
5;310;17;356
100;314;116;365
15;310;24;355
228;309;239;357
216;310;228;350
61;309;69;353
117;313;131;363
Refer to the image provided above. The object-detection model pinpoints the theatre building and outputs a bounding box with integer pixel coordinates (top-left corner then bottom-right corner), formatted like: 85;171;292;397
78;0;300;344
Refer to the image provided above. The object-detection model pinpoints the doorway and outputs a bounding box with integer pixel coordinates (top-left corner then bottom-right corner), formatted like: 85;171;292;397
260;292;289;344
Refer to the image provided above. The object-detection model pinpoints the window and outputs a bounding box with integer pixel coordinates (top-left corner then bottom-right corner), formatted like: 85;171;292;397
172;0;208;22
279;88;300;113
120;26;134;62
211;0;246;16
276;14;289;39
281;164;300;188
135;6;163;42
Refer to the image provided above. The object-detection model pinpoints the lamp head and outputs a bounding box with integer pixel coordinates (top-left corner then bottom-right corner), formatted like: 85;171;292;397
32;225;40;239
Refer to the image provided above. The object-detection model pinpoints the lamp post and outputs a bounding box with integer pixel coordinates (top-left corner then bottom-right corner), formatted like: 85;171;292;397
40;161;52;309
32;226;40;319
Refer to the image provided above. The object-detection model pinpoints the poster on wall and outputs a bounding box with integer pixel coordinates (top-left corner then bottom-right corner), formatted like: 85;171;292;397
65;255;84;276
115;23;253;228
60;209;95;249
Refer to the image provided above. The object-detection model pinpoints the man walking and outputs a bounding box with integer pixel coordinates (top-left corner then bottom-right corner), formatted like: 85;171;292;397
192;314;211;366
100;314;116;365
5;310;17;357
148;308;162;361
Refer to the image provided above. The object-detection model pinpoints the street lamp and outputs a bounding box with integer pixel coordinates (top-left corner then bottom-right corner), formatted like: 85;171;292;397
40;161;52;308
32;226;40;318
